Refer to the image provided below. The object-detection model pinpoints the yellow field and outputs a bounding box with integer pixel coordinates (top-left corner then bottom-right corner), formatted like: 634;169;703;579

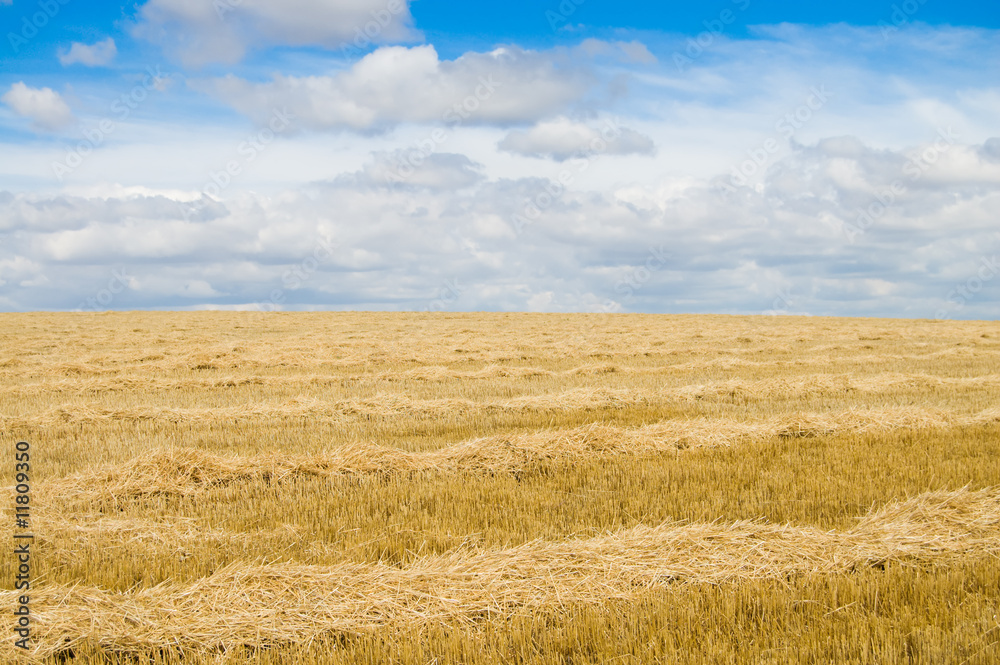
2;312;999;663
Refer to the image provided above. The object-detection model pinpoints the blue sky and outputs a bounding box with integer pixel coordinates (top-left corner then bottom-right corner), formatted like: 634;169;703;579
5;0;1000;52
0;0;998;316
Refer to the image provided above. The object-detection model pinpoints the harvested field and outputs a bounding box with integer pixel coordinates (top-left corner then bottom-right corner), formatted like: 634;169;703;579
2;312;999;663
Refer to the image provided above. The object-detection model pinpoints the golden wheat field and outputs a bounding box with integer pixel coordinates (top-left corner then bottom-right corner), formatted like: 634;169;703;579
2;311;1000;663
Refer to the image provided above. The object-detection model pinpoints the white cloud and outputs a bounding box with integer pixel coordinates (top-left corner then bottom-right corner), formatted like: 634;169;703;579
1;82;74;131
133;0;421;67
0;256;44;289
345;152;486;189
2;24;998;316
58;37;117;67
192;45;593;131
2;136;998;316
498;117;656;161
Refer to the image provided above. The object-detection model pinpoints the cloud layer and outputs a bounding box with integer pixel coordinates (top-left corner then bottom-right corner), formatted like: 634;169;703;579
499;117;656;160
2;136;997;316
0;21;997;316
133;0;420;66
192;45;593;131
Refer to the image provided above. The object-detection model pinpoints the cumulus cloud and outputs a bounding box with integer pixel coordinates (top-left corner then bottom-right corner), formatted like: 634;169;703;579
1;82;74;131
0;256;45;289
2;136;998;316
345;152;486;189
498;117;656;160
2;23;997;315
133;0;421;66
191;45;593;131
58;38;117;67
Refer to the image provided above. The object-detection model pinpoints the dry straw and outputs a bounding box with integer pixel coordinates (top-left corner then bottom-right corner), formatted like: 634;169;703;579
37;406;1000;503
0;387;653;427
5;313;1000;662
7;366;1000;398
6;371;1000;425
4;486;999;660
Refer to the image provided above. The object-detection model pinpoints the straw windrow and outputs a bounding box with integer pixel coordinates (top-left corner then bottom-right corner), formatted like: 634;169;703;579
6;373;1000;427
34;405;1000;503
3;487;999;660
